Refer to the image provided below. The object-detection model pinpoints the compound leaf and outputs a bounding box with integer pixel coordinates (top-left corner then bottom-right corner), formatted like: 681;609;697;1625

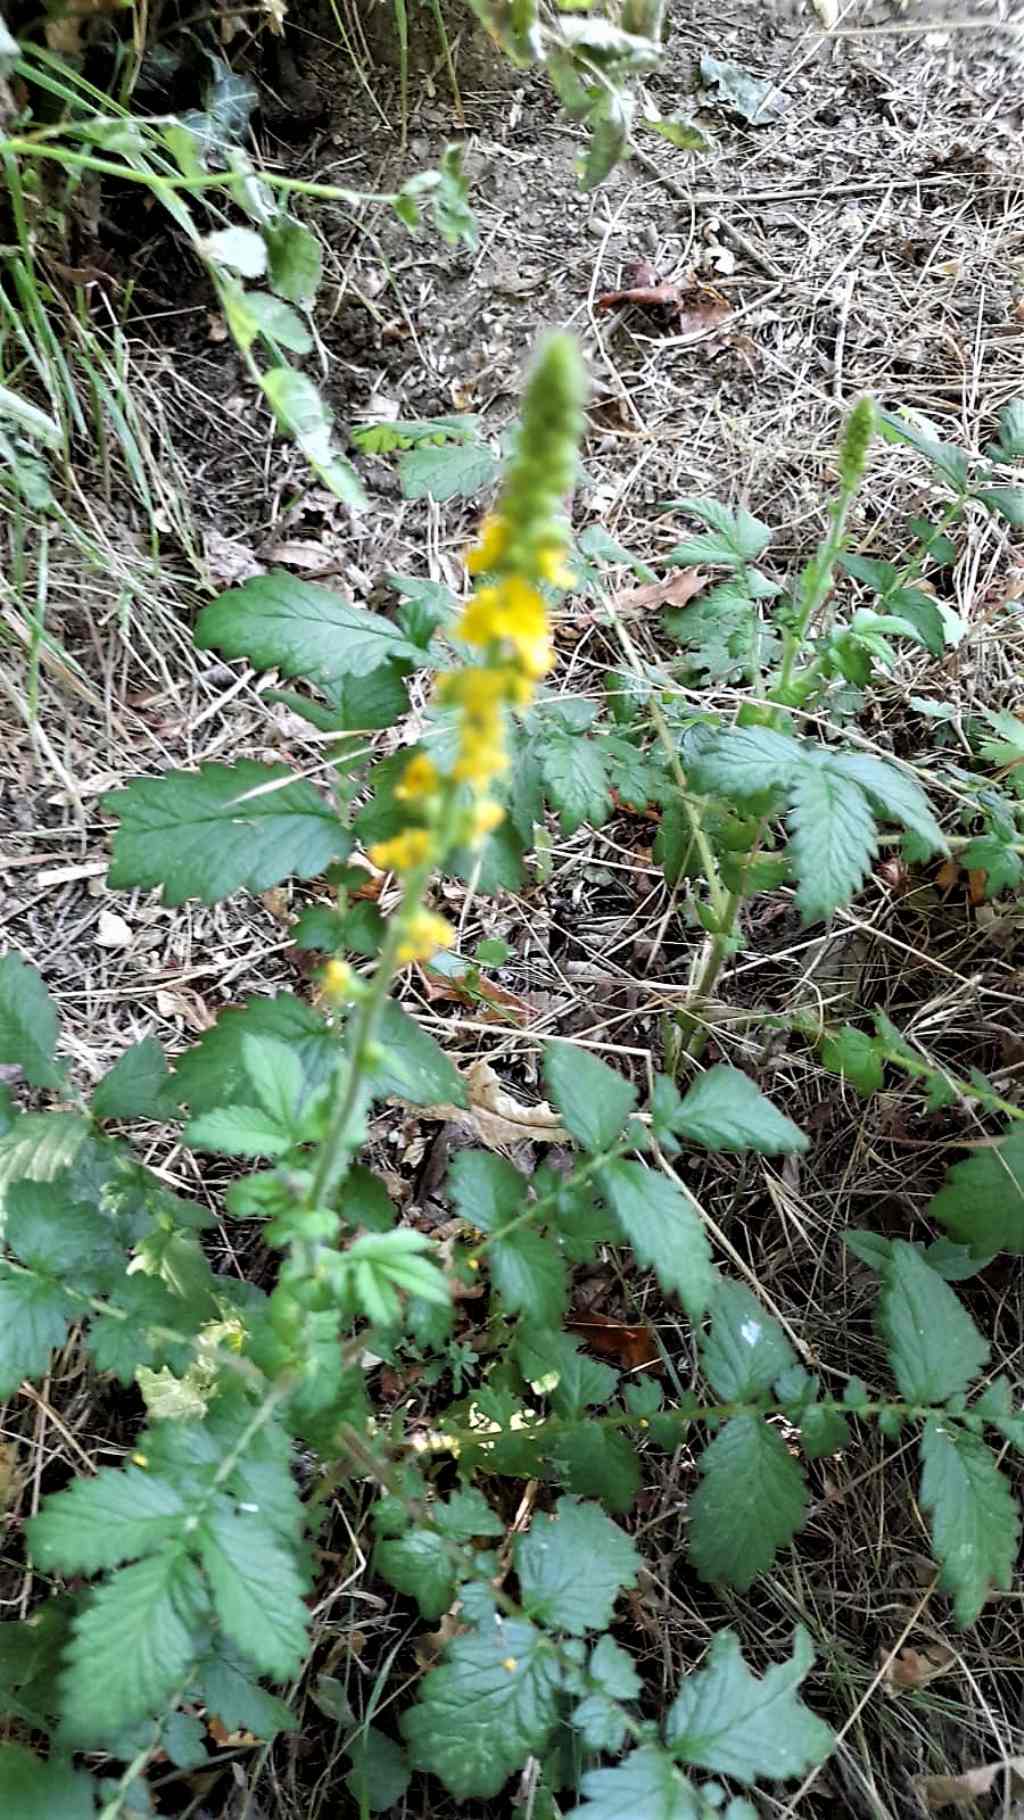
199;1509;309;1679
515;1496;639;1635
489;1228;567;1323
60;1551;207;1742
828;753;946;854
689;1413;806;1591
666;1627;833;1783
28;1468;186;1575
919;1419;1019;1626
787;760;877;922
105;762;351;906
701;1280;796;1401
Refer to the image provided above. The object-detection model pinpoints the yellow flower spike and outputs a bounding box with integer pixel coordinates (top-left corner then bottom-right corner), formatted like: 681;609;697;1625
368;829;433;874
396;909;455;965
466;513;508;576
457;587;505;648
322;959;356;1003
467;798;504;847
536;543;576;589
395;752;440;802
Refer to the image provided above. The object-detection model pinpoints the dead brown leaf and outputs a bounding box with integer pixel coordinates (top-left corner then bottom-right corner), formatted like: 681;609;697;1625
263;539;344;575
416;1058;569;1149
611;568;708;615
596;260;731;338
417;963;535;1027
203;530;266;586
915;1758;1024;1810
567;1313;660;1372
882;1640;956;1694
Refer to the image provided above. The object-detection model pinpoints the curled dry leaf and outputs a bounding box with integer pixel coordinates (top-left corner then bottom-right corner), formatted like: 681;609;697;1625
915;1758;1024;1810
417;1058;570;1149
611;568;708;615
596;260;731;338
567;1312;660;1372
882;1640;956;1695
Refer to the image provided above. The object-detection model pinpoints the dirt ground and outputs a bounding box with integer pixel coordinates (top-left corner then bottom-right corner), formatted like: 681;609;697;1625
4;2;1024;1815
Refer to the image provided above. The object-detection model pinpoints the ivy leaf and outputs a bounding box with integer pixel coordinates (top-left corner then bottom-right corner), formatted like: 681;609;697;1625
93;1037;176;1121
105;762;351;907
878;1241;988;1403
543;1045;637;1154
689;1413;806;1591
195;573;420;686
401;1614;562;1798
489;1229;567;1323
369;1000;468;1107
820;1024;883;1096
828;753;946;854
929;1125;1024;1254
674;1065;807;1156
0;1744;96;1819
515;1496;639;1635
0;1266;74;1397
541;733;611;834
375;1529;456;1620
667;1627;833;1782
199;1509;309;1679
60;1552;207;1742
787;759;877;922
399;439;500;502
567;1745;701;1820
0;954;62;1089
919;1419;1019;1626
597;1160;714;1320
700;1280;796;1400
28;1467;186;1575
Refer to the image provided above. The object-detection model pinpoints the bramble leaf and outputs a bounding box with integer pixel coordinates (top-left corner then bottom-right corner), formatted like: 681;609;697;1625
597;1160;714;1319
199;1509;310;1679
689;1413;806;1590
195;573;421;685
59;1551;207;1741
919;1419;1019;1626
543;1044;637;1153
928;1125;1024;1254
787;759;877;922
0;954;62;1088
667;1627;833;1782
878;1241;988;1403
105;762;351;906
401;1613;562;1798
674;1065;807;1156
28;1468;186;1575
515;1496;639;1635
701;1280;796;1400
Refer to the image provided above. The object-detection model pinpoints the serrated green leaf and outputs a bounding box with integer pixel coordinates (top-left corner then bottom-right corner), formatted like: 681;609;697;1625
490;1228;567;1322
974;1377;1024;1452
7;1177;121;1282
185;1104;295;1159
172;995;338;1113
663;496;772;565
787;759;877;922
820;1024;883;1096
687;727;801;805
346;1726;412;1813
447;1149;523;1232
0;954;62;1089
667;1626;832;1782
878;1241;988;1403
196;1642;298;1738
105;762;351;907
399;439;500;502
674;1065;807;1156
28;1468;186;1575
701;1280;796;1400
516;1496;639;1635
515;1326;619;1414
589;1630;641;1698
689;1413;806;1590
241;291;313;353
199;1508;309;1678
369;1000;468;1107
435;1487;505;1542
0;1744;96;1819
828;753;946;854
375;1529;456;1620
87;1274;186;1384
929;1125;1024;1254
551;1422;641;1514
919;1419;1019;1626
568;1745;701;1820
196;573;420;685
977;485;1024;528
0;1265;74;1397
878;410;970;492
338;1164;395;1232
543;1044;636;1153
597;1160;714;1319
265;216;322;304
541;734;611;835
60;1551;207;1741
401;1614;561;1798
93;1037;175;1121
572;1690;629;1754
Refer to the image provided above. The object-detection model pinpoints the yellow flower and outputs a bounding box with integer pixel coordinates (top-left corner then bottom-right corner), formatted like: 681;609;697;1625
466;513;508;576
368;829;433;874
453;727;508;790
395;752;440;802
466;798;504;847
458;586;505;649
321;959;355;1003
536;541;576;589
396;908;454;964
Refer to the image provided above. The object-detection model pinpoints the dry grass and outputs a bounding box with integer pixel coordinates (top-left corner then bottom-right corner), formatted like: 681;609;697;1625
3;3;1024;1815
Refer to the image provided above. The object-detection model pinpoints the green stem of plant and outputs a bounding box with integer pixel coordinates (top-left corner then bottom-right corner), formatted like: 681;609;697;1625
775;477;861;702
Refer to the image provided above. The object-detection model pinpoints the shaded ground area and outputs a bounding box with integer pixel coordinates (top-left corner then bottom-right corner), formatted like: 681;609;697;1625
3;3;1024;1815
